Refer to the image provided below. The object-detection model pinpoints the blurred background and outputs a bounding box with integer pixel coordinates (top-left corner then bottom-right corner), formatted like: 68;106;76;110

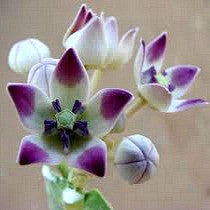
1;0;210;209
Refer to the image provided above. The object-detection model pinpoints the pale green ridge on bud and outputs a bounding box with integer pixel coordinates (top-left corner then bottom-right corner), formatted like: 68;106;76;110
8;38;50;74
115;134;159;184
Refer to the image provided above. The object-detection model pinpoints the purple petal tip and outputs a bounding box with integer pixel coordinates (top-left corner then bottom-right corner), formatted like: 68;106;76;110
54;48;86;87
101;89;133;119
177;99;208;109
7;83;35;117
18;140;49;165
146;32;167;64
170;66;199;87
77;146;106;177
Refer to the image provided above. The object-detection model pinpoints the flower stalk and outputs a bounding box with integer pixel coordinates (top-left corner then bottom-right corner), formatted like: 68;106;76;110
90;69;102;95
125;96;146;118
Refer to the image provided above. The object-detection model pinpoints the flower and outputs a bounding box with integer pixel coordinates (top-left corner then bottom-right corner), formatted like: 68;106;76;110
134;32;208;112
115;134;159;184
63;4;139;71
8;38;51;74
7;48;133;177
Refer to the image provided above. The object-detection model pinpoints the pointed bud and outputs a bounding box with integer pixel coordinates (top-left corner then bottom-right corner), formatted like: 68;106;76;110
115;134;159;184
8;38;50;74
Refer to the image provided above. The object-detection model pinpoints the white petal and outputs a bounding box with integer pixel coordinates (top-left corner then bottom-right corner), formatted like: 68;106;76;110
134;40;145;86
64;17;108;67
139;83;172;112
62;188;84;205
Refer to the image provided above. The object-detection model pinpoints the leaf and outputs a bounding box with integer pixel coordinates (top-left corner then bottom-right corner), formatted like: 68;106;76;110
42;166;113;210
43;165;66;210
45;178;65;210
84;189;113;210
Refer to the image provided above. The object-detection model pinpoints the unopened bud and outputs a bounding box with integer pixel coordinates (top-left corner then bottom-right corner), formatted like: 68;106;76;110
8;38;50;74
27;58;58;95
115;134;159;184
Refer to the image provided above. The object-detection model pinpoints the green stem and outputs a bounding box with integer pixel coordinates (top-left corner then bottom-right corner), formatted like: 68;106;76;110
90;69;102;95
57;162;70;179
125;96;146;118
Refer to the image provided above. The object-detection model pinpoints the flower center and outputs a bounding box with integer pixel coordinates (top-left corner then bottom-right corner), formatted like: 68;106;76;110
44;99;89;154
155;72;169;87
56;109;76;130
141;66;176;92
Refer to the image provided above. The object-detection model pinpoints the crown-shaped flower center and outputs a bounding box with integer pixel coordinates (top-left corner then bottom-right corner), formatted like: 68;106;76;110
44;99;89;154
56;109;76;130
141;66;175;92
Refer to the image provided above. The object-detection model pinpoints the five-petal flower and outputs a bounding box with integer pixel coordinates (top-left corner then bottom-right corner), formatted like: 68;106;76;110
7;48;133;177
134;32;208;112
62;4;139;71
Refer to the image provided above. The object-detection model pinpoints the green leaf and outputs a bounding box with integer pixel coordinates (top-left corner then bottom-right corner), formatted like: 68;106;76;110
66;201;84;210
42;166;113;210
84;189;113;210
42;165;86;210
43;165;66;210
45;178;65;210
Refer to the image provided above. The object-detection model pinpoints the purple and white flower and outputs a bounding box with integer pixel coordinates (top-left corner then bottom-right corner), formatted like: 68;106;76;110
63;4;139;71
134;32;208;112
7;48;133;177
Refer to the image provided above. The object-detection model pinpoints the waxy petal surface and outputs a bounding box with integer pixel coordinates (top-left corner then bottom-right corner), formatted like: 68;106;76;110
165;65;200;98
80;88;133;137
17;135;64;165
17;135;107;177
63;4;88;42
139;83;172;112
116;28;139;65
68;136;107;177
104;16;119;64
8;83;54;132
166;98;208;112
144;32;167;72
28;58;58;96
134;40;145;85
63;17;108;67
50;48;90;110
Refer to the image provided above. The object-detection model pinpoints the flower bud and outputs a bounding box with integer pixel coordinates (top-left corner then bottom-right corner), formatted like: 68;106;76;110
111;113;126;133
115;134;159;184
8;38;51;74
27;58;58;95
62;188;84;205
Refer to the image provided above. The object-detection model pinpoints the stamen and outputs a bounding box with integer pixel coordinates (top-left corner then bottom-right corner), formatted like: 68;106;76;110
141;66;157;84
52;99;62;113
162;70;167;76
44;119;57;134
60;130;70;154
155;73;169;87
168;84;176;92
72;100;84;114
73;120;89;136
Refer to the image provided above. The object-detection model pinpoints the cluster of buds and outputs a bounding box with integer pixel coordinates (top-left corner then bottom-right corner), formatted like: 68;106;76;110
7;3;208;210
